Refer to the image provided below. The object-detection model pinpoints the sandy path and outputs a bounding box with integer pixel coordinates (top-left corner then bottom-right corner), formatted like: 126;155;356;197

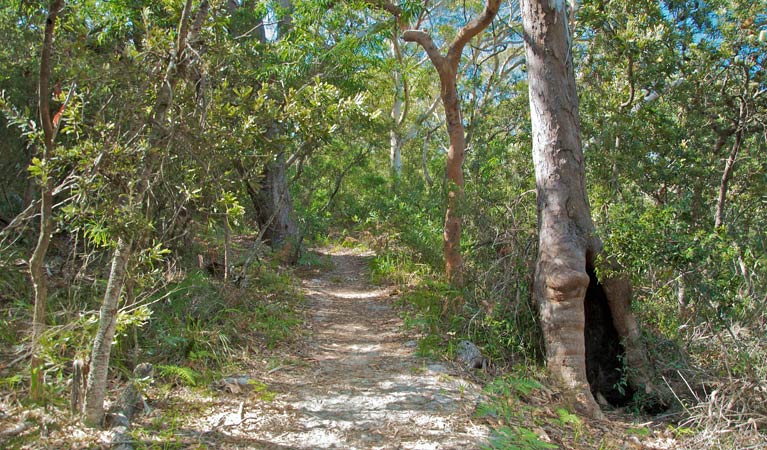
198;248;489;449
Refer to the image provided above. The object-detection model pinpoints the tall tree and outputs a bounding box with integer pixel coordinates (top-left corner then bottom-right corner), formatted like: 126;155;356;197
402;0;501;286
246;0;300;257
83;0;209;426
28;0;63;401
521;0;655;418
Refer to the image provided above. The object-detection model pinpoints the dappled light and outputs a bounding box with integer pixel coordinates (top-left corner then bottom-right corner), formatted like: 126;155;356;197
1;0;765;448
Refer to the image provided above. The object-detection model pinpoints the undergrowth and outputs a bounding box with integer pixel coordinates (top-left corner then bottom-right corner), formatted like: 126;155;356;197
0;235;305;446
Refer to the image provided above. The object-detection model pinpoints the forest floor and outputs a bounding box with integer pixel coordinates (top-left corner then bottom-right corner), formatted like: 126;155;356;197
132;246;490;449
1;245;707;449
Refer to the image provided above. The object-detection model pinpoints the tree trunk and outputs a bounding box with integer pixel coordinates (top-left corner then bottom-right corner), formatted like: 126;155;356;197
29;0;63;401
223;210;231;281
82;0;209;427
714;127;743;229
83;238;132;426
390;129;403;178
254;152;299;257
242;0;299;260
389;36;406;180
440;73;466;286
401;0;500;287
422;128;434;187
522;0;600;418
522;0;657;417
600;276;656;395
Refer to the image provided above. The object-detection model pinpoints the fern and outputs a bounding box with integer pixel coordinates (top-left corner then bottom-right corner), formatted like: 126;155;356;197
156;364;200;386
482;426;558;450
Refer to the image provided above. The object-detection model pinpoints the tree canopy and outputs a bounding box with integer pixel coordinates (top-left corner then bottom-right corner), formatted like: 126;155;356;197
1;0;766;447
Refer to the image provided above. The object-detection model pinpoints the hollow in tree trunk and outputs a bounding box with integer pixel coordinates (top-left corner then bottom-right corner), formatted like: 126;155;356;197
521;0;658;418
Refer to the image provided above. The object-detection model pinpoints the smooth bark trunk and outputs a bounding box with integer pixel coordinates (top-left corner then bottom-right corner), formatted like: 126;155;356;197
522;0;657;417
390;130;403;178
440;74;466;286
422;128;435;187
29;0;63;401
389;36;406;179
401;0;500;286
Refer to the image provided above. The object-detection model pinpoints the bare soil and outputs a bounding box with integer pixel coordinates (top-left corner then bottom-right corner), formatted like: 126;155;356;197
155;247;489;449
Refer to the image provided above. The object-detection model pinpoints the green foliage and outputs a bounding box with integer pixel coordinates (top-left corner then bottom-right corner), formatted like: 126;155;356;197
396;280;466;356
0;374;22;390
156;364;200;387
248;379;277;402
0;0;765;445
482;426;558;450
484;374;543;399
141;262;303;369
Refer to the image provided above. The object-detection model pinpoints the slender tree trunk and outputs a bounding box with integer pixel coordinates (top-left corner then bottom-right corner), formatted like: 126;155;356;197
83;238;132;426
714;126;743;229
29;190;52;401
29;0;63;401
390;129;403;178
223;210;231;281
401;0;500;287
83;0;209;427
389;36;406;179
422;128;434;187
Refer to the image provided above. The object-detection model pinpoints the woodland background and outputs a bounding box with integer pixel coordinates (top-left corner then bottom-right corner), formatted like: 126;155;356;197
0;0;766;448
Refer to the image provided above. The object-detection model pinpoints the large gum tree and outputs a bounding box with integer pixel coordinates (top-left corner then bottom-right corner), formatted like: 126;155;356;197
521;0;657;418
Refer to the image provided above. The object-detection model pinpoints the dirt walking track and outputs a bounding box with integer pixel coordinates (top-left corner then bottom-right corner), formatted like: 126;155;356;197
180;247;489;449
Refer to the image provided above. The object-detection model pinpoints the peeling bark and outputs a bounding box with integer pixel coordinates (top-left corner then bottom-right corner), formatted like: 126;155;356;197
84;238;132;426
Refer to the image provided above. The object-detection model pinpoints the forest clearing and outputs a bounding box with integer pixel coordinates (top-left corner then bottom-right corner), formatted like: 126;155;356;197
1;0;766;448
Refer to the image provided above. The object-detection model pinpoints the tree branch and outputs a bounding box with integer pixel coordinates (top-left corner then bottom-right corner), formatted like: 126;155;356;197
619;54;634;110
402;30;445;69
446;0;501;66
367;0;402;19
176;0;195;61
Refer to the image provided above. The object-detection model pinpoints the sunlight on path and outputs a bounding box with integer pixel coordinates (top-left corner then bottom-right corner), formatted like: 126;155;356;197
198;248;489;449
